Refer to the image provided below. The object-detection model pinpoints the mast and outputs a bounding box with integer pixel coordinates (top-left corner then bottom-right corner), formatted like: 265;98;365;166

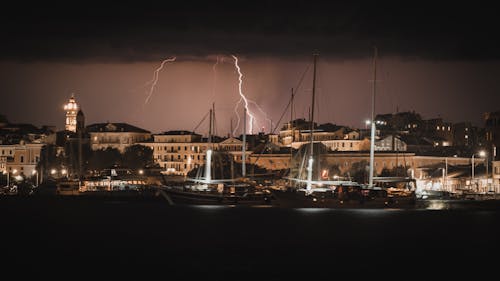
306;54;318;191
242;108;247;178
369;47;377;187
290;88;295;161
289;88;295;186
205;104;214;183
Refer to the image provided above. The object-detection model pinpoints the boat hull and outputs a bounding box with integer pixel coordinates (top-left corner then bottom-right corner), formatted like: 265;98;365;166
163;187;276;206
272;190;416;209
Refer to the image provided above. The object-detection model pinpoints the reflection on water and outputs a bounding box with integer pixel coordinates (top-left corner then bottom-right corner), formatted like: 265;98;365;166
184;199;500;211
193;205;230;210
295;208;331;214
424;200;448;210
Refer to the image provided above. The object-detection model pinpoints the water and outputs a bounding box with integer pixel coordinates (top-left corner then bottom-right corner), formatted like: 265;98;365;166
1;197;499;279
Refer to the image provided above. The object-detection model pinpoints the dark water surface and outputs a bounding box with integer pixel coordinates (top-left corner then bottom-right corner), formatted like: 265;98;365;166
1;197;499;279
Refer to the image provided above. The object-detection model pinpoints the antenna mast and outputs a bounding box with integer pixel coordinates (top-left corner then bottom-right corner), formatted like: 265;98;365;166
306;54;318;192
369;47;377;187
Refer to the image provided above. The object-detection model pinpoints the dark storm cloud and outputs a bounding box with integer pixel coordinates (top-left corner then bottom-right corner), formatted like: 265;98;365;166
2;1;499;62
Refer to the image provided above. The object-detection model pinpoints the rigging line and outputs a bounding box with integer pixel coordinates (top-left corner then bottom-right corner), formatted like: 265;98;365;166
271;63;312;134
192;110;210;134
213;111;218;137
315;61;322;124
251;62;312;172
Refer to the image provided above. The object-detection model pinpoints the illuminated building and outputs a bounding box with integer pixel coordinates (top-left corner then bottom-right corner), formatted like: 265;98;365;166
87;122;151;153
0;140;43;178
139;131;248;176
63;95;79;132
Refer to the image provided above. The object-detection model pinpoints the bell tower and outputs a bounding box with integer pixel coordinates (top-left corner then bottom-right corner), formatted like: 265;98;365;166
64;94;79;132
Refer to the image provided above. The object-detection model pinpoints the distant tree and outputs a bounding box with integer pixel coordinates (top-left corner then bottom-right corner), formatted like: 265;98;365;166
350;160;369;183
87;148;121;171
380;166;408;177
121;145;154;170
38;144;64;180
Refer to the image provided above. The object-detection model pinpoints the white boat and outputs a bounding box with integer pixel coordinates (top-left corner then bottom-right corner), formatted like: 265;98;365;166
163;104;276;206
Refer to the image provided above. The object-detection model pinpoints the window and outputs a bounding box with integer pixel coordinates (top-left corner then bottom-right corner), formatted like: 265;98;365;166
20;156;24;163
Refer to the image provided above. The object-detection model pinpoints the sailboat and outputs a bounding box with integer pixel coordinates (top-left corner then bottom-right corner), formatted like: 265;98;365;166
272;51;416;208
162;104;276;206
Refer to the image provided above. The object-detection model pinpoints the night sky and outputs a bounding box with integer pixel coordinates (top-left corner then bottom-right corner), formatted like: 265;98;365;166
1;2;499;135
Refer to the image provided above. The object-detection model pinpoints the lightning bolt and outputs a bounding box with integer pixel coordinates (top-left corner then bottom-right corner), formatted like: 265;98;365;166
249;100;272;132
234;99;271;135
144;56;176;105
231;55;256;135
212;55;220;102
233;97;243;136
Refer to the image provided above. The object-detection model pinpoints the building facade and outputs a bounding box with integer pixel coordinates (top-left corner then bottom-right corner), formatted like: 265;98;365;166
87;122;151;153
0;141;44;182
140;132;250;176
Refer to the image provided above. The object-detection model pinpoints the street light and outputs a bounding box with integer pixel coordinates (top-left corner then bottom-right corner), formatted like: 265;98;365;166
479;150;488;192
471;150;486;191
32;170;38;187
61;169;67;179
3;169;18;187
2;170;8;187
